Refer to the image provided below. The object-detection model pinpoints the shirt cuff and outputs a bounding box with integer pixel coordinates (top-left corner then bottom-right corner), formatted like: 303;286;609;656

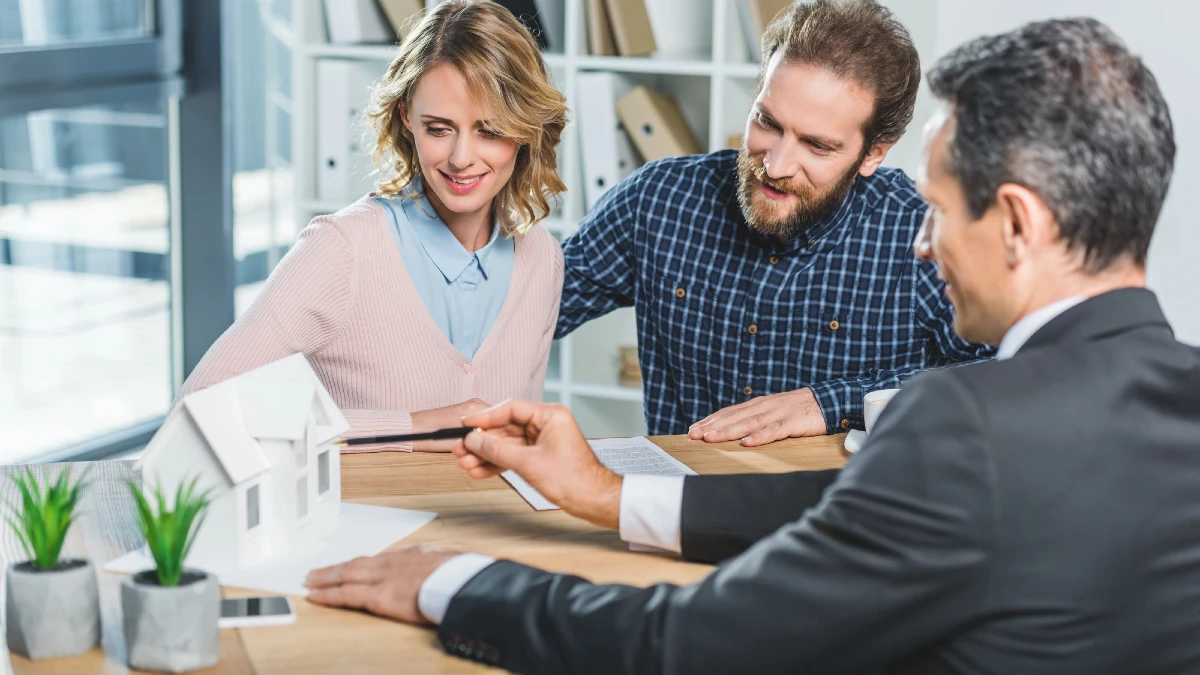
417;553;496;624
618;474;685;554
807;379;861;433
339;409;415;452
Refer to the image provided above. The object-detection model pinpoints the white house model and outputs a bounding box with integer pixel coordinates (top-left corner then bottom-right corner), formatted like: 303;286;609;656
137;353;350;572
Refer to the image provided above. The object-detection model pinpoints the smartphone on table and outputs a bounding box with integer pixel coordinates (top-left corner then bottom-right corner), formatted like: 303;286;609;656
219;596;296;628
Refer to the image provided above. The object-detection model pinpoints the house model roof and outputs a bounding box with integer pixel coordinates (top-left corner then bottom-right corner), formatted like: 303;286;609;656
182;385;273;484
140;353;350;485
238;378;318;441
230;354;348;445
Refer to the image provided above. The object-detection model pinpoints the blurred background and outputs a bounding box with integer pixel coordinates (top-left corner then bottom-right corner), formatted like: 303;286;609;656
1;0;1196;463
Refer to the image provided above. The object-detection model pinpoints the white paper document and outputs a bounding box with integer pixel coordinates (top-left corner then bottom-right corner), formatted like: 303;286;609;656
104;503;436;597
503;437;697;511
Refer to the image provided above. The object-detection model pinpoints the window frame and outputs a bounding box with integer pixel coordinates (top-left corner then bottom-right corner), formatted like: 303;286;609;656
0;0;183;116
7;0;238;464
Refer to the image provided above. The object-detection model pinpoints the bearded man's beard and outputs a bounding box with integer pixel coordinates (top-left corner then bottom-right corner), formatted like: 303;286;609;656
736;148;863;239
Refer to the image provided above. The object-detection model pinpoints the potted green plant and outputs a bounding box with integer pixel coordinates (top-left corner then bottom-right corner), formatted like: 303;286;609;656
3;467;98;660
122;477;219;673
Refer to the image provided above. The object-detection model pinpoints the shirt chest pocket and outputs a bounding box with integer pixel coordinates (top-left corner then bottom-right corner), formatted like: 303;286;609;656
794;303;916;377
788;306;879;382
651;272;725;376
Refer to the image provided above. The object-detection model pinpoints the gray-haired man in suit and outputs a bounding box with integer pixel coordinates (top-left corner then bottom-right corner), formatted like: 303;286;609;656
303;17;1200;674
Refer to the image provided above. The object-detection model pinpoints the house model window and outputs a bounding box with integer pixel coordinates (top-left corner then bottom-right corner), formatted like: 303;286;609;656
296;476;308;519
247;484;260;530
318;450;330;495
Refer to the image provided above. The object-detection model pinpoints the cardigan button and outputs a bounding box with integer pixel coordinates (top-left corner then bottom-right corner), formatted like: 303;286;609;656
463;364;474;374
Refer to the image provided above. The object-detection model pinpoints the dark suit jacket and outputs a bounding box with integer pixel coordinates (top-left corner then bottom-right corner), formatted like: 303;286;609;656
439;289;1200;674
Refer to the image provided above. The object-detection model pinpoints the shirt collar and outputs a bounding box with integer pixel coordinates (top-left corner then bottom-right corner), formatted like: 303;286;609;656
996;296;1087;360
399;182;502;282
801;177;862;246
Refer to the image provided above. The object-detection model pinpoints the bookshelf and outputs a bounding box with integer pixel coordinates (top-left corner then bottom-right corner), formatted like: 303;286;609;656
275;0;763;437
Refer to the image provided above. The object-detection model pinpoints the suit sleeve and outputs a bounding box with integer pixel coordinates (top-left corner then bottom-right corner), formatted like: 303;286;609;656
679;470;840;563
438;372;995;675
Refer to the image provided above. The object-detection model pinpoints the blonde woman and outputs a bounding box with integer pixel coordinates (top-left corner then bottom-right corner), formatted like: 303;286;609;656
180;0;567;452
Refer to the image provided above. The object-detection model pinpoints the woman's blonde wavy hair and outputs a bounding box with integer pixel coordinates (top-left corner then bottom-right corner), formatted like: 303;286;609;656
365;0;568;236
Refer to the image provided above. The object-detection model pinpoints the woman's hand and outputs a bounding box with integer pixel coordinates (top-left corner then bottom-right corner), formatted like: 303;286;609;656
410;398;491;451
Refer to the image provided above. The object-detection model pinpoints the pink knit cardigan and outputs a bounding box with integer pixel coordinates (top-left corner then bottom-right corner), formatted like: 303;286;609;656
178;195;563;452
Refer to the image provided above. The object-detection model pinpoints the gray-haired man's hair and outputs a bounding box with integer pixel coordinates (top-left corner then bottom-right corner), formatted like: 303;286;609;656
927;18;1174;271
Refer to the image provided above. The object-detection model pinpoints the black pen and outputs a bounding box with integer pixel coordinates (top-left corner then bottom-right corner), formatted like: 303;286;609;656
332;427;481;447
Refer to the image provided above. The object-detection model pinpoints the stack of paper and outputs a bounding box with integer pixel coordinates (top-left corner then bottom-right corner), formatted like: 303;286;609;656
503;437;697;511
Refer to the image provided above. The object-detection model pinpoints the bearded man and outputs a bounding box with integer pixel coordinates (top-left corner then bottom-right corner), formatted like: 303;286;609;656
556;0;994;444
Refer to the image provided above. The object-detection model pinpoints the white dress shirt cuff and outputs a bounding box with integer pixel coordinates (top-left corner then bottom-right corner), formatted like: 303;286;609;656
619;474;686;554
417;552;496;625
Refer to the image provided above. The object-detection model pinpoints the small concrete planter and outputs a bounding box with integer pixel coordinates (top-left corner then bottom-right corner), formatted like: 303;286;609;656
122;570;220;673
5;558;101;659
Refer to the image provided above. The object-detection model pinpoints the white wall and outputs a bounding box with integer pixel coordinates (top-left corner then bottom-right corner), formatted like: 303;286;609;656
880;0;1200;345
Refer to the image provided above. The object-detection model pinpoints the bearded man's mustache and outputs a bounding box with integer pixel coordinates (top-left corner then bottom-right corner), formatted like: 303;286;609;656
747;161;803;197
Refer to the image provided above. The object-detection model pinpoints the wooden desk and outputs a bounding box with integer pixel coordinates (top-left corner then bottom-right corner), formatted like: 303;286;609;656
7;434;847;674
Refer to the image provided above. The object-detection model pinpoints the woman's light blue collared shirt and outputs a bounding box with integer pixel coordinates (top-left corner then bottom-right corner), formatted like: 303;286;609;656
375;191;514;361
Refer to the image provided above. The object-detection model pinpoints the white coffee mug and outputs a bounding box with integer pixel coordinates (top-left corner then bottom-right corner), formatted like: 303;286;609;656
864;388;901;434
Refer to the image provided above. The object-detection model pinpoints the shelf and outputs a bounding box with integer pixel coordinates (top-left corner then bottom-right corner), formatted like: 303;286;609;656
575;55;717;77
723;62;762;79
542;380;643;403
572;56;758;79
302;43;396;60
302;43;567;69
568;382;644;403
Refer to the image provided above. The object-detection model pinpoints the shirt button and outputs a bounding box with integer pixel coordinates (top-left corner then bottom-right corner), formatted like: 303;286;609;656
743;386;753;396
808;238;816;247
747;324;758;335
769;255;780;265
675;287;686;298
463;364;473;374
841;419;849;429
829;319;840;331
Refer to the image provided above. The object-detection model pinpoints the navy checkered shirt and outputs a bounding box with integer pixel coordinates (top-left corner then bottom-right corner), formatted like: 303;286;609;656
556;150;995;435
